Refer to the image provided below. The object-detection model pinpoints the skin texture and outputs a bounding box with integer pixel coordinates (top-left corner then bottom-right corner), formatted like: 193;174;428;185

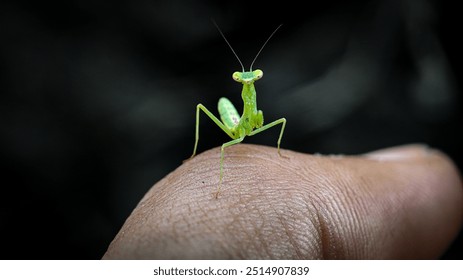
103;144;463;259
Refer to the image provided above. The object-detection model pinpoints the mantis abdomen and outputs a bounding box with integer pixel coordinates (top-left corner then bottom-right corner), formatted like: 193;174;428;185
218;97;240;132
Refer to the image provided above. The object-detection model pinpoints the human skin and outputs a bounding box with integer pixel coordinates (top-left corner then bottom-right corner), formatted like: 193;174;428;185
103;144;463;259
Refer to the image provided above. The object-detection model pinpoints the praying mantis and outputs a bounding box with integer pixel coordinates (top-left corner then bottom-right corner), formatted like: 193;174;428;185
188;22;287;198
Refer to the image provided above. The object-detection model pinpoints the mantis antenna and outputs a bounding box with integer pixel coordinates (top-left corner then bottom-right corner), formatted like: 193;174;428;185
249;24;283;71
212;20;245;72
212;20;282;72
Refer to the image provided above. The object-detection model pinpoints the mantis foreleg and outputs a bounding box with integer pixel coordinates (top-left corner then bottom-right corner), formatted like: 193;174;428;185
190;104;235;159
249;117;286;156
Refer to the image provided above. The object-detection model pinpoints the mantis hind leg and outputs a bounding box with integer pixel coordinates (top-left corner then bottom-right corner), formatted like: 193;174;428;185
215;136;245;199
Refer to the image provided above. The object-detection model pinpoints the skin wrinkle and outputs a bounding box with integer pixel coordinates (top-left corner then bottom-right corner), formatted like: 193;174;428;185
182;206;229;258
251;153;321;258
298;203;320;257
260;157;324;256
260;164;336;256
173;212;220;256
287;197;313;258
303;190;344;259
205;199;254;258
315;157;376;258
320;192;348;258
220;150;318;258
299;199;324;258
229;204;261;258
215;174;274;258
341;160;406;256
270;199;303;258
230;198;257;257
372;162;424;257
251;206;270;258
296;162;346;258
347;160;411;257
222;209;240;249
251;207;274;259
313;204;332;259
146;161;237;257
223;207;250;258
255;218;274;258
350;172;381;258
332;166;370;258
290;194;322;257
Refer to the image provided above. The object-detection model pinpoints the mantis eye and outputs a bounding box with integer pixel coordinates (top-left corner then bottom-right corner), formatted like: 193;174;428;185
232;72;241;82
253;69;263;80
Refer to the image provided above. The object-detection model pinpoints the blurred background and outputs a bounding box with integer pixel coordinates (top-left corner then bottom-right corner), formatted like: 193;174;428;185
1;0;461;259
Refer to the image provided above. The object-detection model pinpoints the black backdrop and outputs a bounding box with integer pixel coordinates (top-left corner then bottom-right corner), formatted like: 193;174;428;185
1;0;461;259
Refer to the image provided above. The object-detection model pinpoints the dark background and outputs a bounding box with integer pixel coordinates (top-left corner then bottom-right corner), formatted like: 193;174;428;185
1;0;461;259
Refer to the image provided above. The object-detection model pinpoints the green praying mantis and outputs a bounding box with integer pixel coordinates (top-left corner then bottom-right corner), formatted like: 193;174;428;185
188;22;287;198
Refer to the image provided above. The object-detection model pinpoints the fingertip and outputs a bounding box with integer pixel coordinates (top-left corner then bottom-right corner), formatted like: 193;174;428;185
358;144;463;258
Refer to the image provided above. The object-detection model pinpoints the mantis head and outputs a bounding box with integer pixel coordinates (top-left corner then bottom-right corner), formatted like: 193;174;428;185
232;70;263;84
213;20;281;84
